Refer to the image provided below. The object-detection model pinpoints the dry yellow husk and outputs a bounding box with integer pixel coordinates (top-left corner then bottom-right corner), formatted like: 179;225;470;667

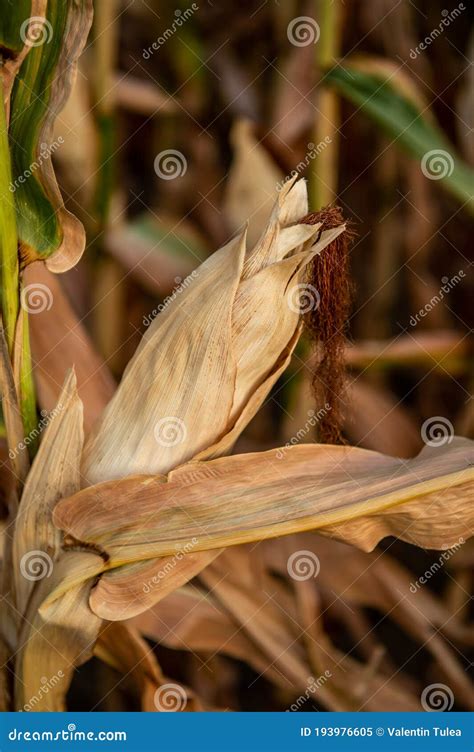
81;178;340;484
9;372;102;711
50;438;474;621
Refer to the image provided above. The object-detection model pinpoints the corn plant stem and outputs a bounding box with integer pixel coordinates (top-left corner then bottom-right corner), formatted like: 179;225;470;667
311;0;342;208
0;70;37;456
92;0;118;228
0;72;20;353
19;311;37;451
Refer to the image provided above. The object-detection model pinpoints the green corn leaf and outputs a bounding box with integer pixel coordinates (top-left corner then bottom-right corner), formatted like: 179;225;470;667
0;1;32;55
325;62;474;212
7;1;93;269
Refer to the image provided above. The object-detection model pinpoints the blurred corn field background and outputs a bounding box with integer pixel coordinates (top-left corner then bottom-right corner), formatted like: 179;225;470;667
0;0;473;713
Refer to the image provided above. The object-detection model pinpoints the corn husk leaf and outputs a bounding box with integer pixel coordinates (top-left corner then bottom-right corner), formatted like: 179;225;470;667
82;179;338;484
13;370;83;616
15;553;102;711
52;439;473;621
10;372;103;711
89;549;222;621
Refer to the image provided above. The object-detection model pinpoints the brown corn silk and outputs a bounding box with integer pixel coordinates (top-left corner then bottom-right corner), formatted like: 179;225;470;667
301;207;353;443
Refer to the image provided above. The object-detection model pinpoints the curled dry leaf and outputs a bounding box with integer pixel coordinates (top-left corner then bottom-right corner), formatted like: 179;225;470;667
7;372;103;711
8;1;93;271
52;438;473;622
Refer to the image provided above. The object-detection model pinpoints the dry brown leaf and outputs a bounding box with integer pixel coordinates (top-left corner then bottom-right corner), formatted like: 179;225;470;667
223;120;283;247
6;373;103;711
26;263;116;434
54;440;473;588
15;554;102;711
90;549;222;621
13;370;83;618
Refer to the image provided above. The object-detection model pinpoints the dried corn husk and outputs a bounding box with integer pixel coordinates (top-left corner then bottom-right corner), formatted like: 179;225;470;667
9;373;103;710
82;178;342;484
51;438;473;621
